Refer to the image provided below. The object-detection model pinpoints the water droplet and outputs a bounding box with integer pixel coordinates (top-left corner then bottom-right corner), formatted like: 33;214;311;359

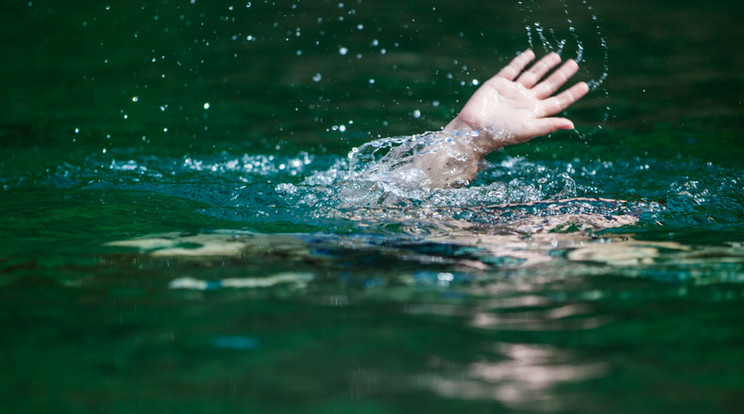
412;110;421;119
203;102;210;110
312;73;322;82
339;47;348;55
437;272;454;282
132;96;139;102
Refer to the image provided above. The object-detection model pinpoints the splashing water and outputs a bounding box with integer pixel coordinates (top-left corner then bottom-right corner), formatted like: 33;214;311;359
304;132;520;207
275;132;654;236
519;0;608;89
517;0;612;134
35;128;661;240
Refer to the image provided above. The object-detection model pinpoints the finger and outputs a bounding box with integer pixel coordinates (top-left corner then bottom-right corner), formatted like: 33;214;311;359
532;59;581;99
516;52;562;89
495;49;535;81
523;117;575;138
538;81;590;117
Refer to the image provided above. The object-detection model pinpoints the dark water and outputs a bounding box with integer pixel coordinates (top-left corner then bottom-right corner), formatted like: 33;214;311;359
2;0;744;413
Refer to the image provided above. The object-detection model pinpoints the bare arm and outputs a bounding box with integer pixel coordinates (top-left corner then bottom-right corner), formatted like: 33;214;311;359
414;50;590;188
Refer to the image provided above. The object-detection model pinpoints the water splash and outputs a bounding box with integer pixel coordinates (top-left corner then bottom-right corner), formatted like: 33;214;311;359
36;130;744;240
519;0;608;89
517;0;611;135
289;133;657;236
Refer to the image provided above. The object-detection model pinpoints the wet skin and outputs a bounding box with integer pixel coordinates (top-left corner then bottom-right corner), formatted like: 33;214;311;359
413;50;590;188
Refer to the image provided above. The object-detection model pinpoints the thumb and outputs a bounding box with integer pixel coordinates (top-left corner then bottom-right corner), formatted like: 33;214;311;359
523;117;574;139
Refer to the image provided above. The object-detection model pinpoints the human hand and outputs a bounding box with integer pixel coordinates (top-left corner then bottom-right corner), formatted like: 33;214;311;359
445;50;589;153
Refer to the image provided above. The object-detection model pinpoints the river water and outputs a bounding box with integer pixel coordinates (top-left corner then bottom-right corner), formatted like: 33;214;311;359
2;0;743;413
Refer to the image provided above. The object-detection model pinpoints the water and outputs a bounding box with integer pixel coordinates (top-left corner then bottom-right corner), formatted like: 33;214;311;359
2;0;744;413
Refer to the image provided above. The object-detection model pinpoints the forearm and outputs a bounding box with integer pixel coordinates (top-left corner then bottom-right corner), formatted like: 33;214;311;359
411;128;488;188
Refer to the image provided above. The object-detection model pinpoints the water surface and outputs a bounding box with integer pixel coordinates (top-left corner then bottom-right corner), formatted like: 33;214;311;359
2;1;744;413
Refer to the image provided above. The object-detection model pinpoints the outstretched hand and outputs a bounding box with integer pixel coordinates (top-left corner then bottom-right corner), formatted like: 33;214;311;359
409;50;590;188
444;49;589;153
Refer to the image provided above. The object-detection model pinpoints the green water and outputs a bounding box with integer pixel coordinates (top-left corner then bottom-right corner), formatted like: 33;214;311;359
2;0;744;413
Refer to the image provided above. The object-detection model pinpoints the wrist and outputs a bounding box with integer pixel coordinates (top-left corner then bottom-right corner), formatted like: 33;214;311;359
444;119;506;156
444;116;475;133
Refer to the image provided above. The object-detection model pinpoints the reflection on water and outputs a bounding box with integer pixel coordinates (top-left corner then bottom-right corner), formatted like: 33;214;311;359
106;223;744;288
421;342;607;412
99;224;744;413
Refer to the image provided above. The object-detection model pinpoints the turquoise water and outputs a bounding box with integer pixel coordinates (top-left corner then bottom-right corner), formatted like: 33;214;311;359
2;0;744;413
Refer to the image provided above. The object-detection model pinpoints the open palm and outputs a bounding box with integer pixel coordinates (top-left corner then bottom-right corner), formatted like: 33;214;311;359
409;50;590;188
445;50;589;151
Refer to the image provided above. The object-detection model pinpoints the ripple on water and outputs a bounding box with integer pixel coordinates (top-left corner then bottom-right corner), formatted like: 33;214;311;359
21;126;742;242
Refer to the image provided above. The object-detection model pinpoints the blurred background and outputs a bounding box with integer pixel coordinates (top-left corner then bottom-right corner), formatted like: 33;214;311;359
2;0;742;156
